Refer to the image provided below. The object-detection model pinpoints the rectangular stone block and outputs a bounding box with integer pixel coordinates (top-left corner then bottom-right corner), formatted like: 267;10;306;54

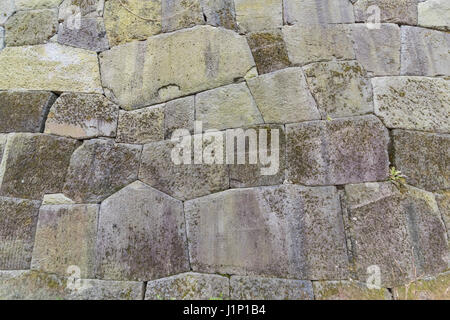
185;185;349;280
234;0;282;33
418;0;450;31
283;0;354;25
354;0;418;25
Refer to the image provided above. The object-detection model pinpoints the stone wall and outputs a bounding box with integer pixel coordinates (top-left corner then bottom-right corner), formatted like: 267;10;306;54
0;0;449;300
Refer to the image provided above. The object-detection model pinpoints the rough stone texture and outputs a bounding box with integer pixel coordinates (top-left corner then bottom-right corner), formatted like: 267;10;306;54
44;93;119;139
63;139;141;203
0;133;80;200
234;0;282;33
5;9;58;46
100;26;255;110
200;0;237;30
0;0;15;25
58;0;105;19
354;0;418;25
344;182;449;287
350;24;401;76
401;26;450;76
31;204;99;278
313;281;392;300
391;130;449;191
0;270;143;300
0;134;7;164
42;194;74;205
139;136;229;201
15;0;62;10
0;43;103;93
103;0;161;47
58;17;109;52
145;272;229;300
230;276;313;300
247;68;320;123
0;197;41;270
185;185;349;280
282;24;355;66
0;27;4;50
435;190;450;241
246;29;290;75
373;77;450;133
418;0;450;31
283;0;354;25
303;61;373;118
164;96;195;139
393;272;450;300
286;116;389;185
0;91;57;133
116;104;165;144
162;0;204;32
96;181;189;281
195;83;263;131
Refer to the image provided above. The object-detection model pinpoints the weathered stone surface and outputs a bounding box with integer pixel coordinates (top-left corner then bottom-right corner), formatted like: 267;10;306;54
234;0;282;33
15;0;62;10
103;0;161;46
96;181;189;281
246;29;290;75
162;0;204;32
354;0;418;25
31;204;98;278
0;27;4;50
0;133;80;199
139;136;229;200
145;272;229;300
282;24;355;66
0;0;15;25
313;280;392;300
0;43;103;93
44;93;118;139
42;193;74;205
247;68;319;123
58;0;104;19
435;190;450;241
393;272;450;300
196;83;263;131
116;104;164;144
0;134;7;164
401;26;450;76
283;0;354;25
58;17;109;52
418;0;450;31
200;0;237;30
0;91;57;133
63;139;141;203
164;96;195;139
230;276;313;300
0;197;41;270
5;9;58;46
350;24;401;76
185;185;349;279
303;61;373;118
100;26;255;110
373;77;450;133
0;270;143;300
344;182;448;287
392;130;449;191
286;116;389;185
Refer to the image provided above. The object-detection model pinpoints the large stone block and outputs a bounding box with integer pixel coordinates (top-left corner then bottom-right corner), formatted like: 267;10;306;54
344;182;448;287
5;9;58;46
286;115;389;185
282;24;354;66
303;61;373;118
31;204;99;278
44;93;119;139
401;26;450;76
247;68;319;123
96;181;189;281
63;139;141;203
354;0;418;25
100;26;255;110
139;136;229;200
350;24;401;76
103;0;161;46
0;133;80;199
234;0;282;33
0;43;103;93
58;17;109;52
185;185;349;280
0;197;41;269
195;83;263;131
0;91;57;133
393;272;450;300
230;276;313;300
145;272;229;300
392;130;449;191
418;0;450;31
373;77;450;133
283;0;354;25
162;0;204;32
199;0;237;30
313;280;392;300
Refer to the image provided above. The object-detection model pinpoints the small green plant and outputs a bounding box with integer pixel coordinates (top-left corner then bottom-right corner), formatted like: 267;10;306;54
326;115;332;121
389;167;407;189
